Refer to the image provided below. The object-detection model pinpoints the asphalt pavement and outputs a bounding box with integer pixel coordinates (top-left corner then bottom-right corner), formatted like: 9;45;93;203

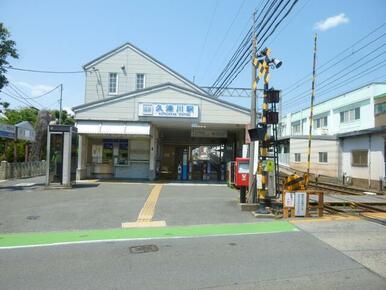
1;176;386;289
1;231;385;290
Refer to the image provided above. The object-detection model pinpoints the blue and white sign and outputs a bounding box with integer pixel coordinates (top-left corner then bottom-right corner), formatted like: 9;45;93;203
138;103;199;118
0;124;16;139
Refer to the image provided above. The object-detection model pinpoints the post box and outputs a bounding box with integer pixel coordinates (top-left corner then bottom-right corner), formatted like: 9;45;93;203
234;157;250;187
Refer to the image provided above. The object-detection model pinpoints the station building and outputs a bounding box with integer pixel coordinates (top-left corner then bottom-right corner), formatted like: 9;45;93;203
73;43;250;181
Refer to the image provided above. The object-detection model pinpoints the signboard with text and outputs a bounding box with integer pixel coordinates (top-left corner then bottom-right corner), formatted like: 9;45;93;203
0;124;16;139
138;103;199;118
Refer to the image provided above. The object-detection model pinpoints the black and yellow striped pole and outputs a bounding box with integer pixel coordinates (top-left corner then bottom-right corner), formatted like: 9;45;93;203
306;34;318;187
257;50;271;211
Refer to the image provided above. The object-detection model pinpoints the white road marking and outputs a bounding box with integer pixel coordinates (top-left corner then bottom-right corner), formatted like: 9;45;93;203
0;230;298;250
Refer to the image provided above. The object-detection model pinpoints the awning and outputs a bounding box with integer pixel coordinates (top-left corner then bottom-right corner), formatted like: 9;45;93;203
76;121;150;135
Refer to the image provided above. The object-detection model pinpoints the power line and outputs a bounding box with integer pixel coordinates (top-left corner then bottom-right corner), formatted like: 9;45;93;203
283;61;386;109
213;0;298;96
201;0;248;80
283;32;385;98
282;22;386;94
194;0;219;80
214;0;297;96
8;82;44;108
282;45;386;106
267;0;311;46
23;84;61;99
211;0;280;94
210;0;272;90
283;70;386;114
4;65;83;74
1;90;38;108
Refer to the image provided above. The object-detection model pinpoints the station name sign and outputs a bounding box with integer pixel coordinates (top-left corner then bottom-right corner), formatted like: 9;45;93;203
138;103;199;118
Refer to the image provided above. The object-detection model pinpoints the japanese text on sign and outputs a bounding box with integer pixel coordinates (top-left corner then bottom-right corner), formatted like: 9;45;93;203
139;103;199;118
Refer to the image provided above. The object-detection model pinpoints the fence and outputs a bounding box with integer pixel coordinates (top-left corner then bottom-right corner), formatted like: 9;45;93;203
0;160;46;180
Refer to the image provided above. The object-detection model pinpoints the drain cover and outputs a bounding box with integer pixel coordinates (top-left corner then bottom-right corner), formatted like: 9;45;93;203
26;215;40;220
129;244;159;254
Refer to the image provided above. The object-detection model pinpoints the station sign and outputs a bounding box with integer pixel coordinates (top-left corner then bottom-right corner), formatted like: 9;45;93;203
138;103;199;118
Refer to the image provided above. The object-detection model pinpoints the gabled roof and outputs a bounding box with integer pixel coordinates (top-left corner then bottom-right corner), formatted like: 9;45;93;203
72;82;250;115
15;121;34;130
83;42;208;95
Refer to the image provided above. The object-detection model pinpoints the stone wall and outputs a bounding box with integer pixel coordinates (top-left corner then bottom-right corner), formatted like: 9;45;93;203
0;160;46;180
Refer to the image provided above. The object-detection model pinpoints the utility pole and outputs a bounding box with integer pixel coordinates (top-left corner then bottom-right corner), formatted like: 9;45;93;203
248;10;257;203
306;33;317;187
59;84;63;125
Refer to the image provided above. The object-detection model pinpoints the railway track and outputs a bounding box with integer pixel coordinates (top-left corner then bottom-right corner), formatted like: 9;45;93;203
308;182;367;195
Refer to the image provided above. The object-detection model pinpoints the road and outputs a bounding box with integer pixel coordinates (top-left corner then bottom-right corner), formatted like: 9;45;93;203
0;177;385;289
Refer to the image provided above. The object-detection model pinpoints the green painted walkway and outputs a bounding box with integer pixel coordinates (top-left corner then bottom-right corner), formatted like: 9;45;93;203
0;221;297;248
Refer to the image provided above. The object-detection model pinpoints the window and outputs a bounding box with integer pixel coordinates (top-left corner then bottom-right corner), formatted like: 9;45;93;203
375;102;386;115
294;153;301;162
314;116;328;128
292;122;301;135
136;73;145;90
352;150;368;167
318;152;328;163
108;73;118;94
340;107;360;123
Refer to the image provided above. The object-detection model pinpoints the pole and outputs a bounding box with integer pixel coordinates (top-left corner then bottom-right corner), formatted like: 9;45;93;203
306;33;317;186
248;10;257;203
256;50;270;213
59;84;63;125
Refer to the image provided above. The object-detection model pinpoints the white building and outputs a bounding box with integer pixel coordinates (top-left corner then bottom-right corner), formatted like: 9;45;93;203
73;42;250;181
279;83;386;190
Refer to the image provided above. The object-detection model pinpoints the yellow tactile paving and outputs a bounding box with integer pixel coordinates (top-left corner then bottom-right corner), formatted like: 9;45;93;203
121;220;167;228
121;184;165;228
136;184;163;222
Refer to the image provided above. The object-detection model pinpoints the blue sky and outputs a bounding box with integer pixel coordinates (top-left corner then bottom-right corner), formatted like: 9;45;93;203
1;0;385;113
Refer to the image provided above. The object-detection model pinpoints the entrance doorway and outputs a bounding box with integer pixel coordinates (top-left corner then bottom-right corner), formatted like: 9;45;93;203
159;144;231;181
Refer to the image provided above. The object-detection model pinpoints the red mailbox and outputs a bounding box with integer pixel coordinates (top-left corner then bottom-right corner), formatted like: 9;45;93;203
234;157;250;187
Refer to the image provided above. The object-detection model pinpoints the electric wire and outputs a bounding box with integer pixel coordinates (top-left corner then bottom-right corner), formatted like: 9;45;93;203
282;22;386;94
213;0;296;96
213;0;298;96
283;32;386;98
202;0;248;80
282;43;386;105
7;84;43;108
210;0;272;90
211;0;281;95
282;62;386;110
194;0;219;80
4;65;83;74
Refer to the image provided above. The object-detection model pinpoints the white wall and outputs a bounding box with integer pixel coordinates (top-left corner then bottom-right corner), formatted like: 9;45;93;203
289;138;339;177
75;86;250;125
84;45;198;103
341;134;385;181
280;83;386;137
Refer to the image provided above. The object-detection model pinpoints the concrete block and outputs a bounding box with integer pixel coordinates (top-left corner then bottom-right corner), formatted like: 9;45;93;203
240;203;259;211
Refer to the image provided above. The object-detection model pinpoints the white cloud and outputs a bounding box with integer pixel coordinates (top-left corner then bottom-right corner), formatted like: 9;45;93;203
314;13;349;31
16;81;55;97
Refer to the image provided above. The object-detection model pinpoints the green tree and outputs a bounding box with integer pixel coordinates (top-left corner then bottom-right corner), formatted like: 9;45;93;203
0;22;18;90
51;109;75;125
